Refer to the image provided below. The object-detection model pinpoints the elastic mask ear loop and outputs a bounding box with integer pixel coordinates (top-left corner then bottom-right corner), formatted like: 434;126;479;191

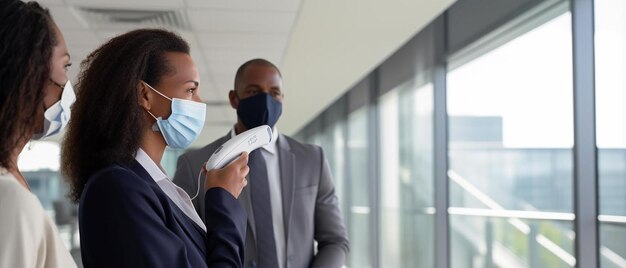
144;109;158;120
143;108;161;132
142;81;171;131
190;169;203;200
143;81;173;101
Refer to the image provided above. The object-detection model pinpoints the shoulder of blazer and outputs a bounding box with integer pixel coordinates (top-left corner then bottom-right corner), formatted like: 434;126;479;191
279;134;321;156
82;162;159;200
80;162;172;220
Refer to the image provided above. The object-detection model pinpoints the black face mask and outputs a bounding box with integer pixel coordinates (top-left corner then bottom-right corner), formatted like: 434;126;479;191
236;93;282;129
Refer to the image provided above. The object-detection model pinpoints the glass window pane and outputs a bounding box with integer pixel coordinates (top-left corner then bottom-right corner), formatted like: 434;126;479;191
450;216;575;268
307;133;323;146
447;11;575;267
595;0;626;266
348;107;371;268
379;83;434;267
321;122;348;221
18;141;64;211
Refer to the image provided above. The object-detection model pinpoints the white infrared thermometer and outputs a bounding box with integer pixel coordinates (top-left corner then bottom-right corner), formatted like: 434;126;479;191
191;125;272;200
205;125;273;170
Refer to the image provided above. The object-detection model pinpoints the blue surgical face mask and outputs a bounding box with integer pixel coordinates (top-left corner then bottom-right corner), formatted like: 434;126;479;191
32;80;75;140
236;92;282;129
143;82;206;149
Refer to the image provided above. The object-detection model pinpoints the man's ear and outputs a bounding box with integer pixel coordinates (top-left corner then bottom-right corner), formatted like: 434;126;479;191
138;81;152;110
228;89;239;110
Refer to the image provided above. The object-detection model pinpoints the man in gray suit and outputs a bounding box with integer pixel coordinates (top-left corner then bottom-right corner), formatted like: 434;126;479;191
173;58;349;268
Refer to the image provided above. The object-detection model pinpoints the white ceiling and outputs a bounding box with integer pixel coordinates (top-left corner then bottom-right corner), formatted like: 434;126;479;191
38;0;455;147
280;0;457;134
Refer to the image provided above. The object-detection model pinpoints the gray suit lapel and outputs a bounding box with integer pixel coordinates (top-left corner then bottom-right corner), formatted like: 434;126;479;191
278;135;295;245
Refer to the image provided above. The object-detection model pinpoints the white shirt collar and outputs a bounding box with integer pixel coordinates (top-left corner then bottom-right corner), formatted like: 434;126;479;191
135;148;169;182
230;125;279;155
135;148;207;232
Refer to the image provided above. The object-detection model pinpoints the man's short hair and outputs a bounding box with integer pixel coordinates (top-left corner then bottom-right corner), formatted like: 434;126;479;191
234;58;282;90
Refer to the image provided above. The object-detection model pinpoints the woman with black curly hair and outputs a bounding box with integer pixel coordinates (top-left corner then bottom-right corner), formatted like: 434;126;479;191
0;0;77;267
62;28;249;267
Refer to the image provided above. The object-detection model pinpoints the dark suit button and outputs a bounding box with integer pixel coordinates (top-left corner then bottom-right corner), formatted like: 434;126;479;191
250;261;257;268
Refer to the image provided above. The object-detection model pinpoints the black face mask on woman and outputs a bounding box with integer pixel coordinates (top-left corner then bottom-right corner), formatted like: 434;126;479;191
236;93;282;129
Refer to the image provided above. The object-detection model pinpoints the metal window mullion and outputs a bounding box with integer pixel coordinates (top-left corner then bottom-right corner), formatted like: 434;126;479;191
368;71;381;268
571;0;599;267
342;94;353;268
433;14;450;268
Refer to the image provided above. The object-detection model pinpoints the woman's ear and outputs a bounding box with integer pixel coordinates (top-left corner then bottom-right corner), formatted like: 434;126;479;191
138;81;151;110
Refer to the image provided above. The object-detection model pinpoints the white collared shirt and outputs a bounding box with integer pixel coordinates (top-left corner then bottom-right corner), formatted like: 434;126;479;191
135;148;206;232
230;126;285;268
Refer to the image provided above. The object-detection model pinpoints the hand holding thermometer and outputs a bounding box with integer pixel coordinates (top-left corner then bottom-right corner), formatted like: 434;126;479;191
190;125;273;200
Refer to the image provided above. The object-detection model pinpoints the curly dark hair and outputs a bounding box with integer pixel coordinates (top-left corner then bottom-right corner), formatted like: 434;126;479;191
61;29;190;201
0;0;56;169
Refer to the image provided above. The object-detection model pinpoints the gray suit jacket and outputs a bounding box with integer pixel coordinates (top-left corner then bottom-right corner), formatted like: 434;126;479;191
173;133;349;268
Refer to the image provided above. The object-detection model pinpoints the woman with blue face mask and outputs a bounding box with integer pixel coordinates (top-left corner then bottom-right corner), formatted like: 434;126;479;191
0;1;77;267
61;29;249;267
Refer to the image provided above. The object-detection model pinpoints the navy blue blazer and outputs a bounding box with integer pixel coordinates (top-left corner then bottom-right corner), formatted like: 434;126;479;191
78;160;246;267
